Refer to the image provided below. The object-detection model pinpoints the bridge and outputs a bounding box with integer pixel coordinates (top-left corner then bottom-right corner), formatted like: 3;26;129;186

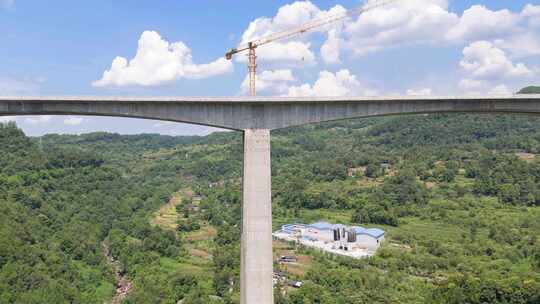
2;94;540;303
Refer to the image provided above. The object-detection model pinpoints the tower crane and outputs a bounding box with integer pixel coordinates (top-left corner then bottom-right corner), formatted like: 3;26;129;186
225;0;398;96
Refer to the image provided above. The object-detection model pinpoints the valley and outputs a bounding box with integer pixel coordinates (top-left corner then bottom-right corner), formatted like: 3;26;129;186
1;113;540;303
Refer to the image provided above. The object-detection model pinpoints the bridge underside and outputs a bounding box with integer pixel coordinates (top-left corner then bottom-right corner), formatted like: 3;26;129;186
1;95;540;130
2;95;540;304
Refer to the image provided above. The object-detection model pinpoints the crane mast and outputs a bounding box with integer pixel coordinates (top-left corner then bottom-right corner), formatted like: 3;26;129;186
247;44;257;97
225;0;398;96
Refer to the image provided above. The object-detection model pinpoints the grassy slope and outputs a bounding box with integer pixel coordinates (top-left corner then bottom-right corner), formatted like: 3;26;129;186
151;191;186;230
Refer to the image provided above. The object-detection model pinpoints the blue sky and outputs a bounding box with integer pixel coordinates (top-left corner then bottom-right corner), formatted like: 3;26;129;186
1;0;539;136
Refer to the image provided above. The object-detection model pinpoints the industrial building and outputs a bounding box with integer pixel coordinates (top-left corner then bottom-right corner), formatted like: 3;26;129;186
274;222;385;257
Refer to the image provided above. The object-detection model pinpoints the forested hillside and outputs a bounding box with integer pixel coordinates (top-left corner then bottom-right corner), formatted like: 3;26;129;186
0;123;184;303
1;112;540;303
518;86;540;94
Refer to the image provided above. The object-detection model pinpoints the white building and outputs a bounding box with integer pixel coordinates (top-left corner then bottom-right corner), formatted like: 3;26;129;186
303;222;338;242
277;222;385;252
351;226;385;251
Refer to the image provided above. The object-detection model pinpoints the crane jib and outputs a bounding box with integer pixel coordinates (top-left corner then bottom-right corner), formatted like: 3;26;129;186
224;0;399;95
227;0;398;58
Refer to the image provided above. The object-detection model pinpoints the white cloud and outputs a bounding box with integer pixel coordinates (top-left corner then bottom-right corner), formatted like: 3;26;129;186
320;29;341;64
237;1;345;66
237;42;316;67
93;31;233;87
63;117;85;126
406;88;432;96
460;41;533;79
459;78;486;91
233;0;540;77
459;79;515;96
25;116;51;125
344;0;458;55
458;41;536;95
522;4;540;27
490;5;540;57
241;69;296;95
459;80;529;97
288;69;376;97
446;5;519;42
326;1;535;58
494;32;540;57
243;69;376;97
488;84;511;95
233;0;540;71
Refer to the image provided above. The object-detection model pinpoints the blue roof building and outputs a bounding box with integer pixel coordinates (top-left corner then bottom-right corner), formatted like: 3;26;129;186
280;223;306;234
307;222;385;238
307;222;334;230
308;222;349;231
352;226;385;239
275;221;385;254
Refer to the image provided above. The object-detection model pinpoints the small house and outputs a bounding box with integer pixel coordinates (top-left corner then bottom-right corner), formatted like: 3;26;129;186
352;226;385;250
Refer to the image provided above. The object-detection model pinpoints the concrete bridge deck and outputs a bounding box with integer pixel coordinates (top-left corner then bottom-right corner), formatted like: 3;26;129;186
2;94;540;304
2;95;540;130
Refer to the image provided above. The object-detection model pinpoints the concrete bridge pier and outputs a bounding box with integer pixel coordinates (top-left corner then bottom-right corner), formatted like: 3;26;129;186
241;129;274;304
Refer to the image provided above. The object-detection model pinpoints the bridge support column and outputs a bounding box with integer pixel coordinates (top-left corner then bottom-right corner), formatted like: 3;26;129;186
241;129;273;304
